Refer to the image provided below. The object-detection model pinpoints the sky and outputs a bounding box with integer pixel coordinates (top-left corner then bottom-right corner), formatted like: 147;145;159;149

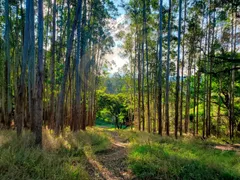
105;0;129;74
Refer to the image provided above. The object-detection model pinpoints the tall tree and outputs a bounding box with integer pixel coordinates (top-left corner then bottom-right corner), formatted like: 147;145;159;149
4;0;11;128
35;0;44;146
50;0;56;128
180;0;187;136
17;0;31;136
165;0;171;136
73;0;83;131
175;0;182;139
158;0;163;135
143;0;151;133
28;0;35;131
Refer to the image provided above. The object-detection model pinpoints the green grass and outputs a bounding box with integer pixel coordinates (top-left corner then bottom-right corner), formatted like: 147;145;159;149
0;128;111;180
118;130;240;180
1;128;239;180
95;119;115;128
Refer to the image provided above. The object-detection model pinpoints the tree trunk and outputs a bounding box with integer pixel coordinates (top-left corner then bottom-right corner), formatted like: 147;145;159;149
4;0;11;128
165;0;171;136
185;54;191;134
137;30;142;131
175;0;182;139
141;29;145;131
50;0;56;129
18;0;31;136
180;0;187;136
74;0;83;131
158;0;163;136
35;0;44;146
143;0;150;133
28;0;35;131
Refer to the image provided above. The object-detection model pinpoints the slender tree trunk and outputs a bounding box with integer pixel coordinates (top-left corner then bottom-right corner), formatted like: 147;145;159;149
180;0;187;136
158;0;163;136
230;3;237;140
134;28;137;129
75;0;83;131
29;0;35;131
217;79;222;138
185;54;191;134
4;0;11;128
18;0;31;136
165;0;171;136
193;57;196;136
43;0;51;127
81;0;87;131
175;0;182;139
196;10;204;136
202;5;209;138
143;0;150;133
35;0;44;146
50;0;56;129
206;0;212;137
137;30;142;131
196;71;200;135
141;22;145;131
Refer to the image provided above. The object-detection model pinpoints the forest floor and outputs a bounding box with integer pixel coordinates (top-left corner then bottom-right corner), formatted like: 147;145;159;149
0;127;240;180
85;130;133;179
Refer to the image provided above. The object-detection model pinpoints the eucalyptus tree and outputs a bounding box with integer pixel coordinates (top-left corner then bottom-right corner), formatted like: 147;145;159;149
165;0;171;136
35;0;44;146
175;0;182;138
143;0;151;133
158;0;163;136
4;0;11;128
17;0;31;136
180;0;187;136
73;0;83;131
28;0;35;131
50;0;56;128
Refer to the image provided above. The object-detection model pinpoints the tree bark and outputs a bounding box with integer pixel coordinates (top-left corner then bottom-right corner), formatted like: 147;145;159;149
4;0;11;128
165;0;171;136
158;0;163;136
35;0;44;146
175;0;182;139
50;0;56;129
18;0;31;136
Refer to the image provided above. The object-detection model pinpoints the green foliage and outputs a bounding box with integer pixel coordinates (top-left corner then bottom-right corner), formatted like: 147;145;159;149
96;90;131;124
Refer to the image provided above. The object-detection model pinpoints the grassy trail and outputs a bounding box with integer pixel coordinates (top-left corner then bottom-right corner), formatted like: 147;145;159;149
85;130;133;180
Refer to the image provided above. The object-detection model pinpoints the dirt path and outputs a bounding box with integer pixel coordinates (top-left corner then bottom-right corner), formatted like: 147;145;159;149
214;144;240;152
85;131;133;180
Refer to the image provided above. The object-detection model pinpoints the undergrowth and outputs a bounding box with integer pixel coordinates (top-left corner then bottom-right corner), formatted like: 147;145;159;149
0;128;110;180
118;130;240;180
1;128;239;180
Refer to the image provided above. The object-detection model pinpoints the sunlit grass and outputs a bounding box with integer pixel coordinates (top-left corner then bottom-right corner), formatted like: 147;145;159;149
0;128;111;180
118;130;240;179
1;127;239;179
